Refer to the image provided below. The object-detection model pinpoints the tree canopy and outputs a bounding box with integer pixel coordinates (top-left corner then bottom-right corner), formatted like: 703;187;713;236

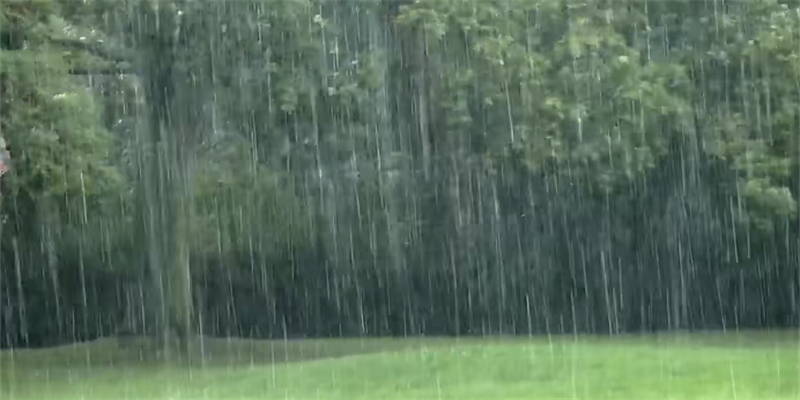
0;0;797;350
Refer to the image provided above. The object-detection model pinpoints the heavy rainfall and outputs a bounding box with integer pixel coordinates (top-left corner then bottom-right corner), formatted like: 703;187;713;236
0;0;798;399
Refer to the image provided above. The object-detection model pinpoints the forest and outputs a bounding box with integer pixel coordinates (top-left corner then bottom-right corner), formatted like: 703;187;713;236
0;0;798;353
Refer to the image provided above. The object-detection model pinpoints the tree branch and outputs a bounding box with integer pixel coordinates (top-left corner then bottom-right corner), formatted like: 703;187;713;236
56;38;132;65
69;66;134;76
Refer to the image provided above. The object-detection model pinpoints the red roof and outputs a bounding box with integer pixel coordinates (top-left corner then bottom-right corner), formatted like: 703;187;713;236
0;141;10;177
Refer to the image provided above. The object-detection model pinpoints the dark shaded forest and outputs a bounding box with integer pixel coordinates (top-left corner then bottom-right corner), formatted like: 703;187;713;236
0;0;798;351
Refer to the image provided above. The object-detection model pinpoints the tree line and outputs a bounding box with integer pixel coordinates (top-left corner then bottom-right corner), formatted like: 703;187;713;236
0;0;798;355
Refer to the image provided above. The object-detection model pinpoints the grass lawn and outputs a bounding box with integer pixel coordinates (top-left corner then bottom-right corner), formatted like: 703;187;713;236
1;330;798;399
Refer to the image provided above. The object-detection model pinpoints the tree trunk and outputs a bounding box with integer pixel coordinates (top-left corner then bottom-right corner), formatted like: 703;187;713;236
39;198;63;338
134;1;194;360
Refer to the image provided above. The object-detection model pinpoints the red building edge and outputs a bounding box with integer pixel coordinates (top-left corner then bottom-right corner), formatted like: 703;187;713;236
0;137;11;178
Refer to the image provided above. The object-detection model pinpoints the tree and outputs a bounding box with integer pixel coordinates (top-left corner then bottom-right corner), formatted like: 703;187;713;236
0;0;127;344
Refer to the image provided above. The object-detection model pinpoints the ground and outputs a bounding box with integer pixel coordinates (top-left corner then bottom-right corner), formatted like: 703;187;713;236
1;330;798;399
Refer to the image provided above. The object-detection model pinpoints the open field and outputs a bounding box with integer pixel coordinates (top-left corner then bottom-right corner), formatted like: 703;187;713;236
1;330;798;399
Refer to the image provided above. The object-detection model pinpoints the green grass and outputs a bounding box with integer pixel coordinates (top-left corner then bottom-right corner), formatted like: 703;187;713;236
1;330;798;399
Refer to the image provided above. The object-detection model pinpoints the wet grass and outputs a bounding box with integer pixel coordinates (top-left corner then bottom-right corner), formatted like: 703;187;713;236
1;330;798;399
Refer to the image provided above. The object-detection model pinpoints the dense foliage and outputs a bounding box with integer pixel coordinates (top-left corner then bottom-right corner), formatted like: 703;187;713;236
1;0;797;351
